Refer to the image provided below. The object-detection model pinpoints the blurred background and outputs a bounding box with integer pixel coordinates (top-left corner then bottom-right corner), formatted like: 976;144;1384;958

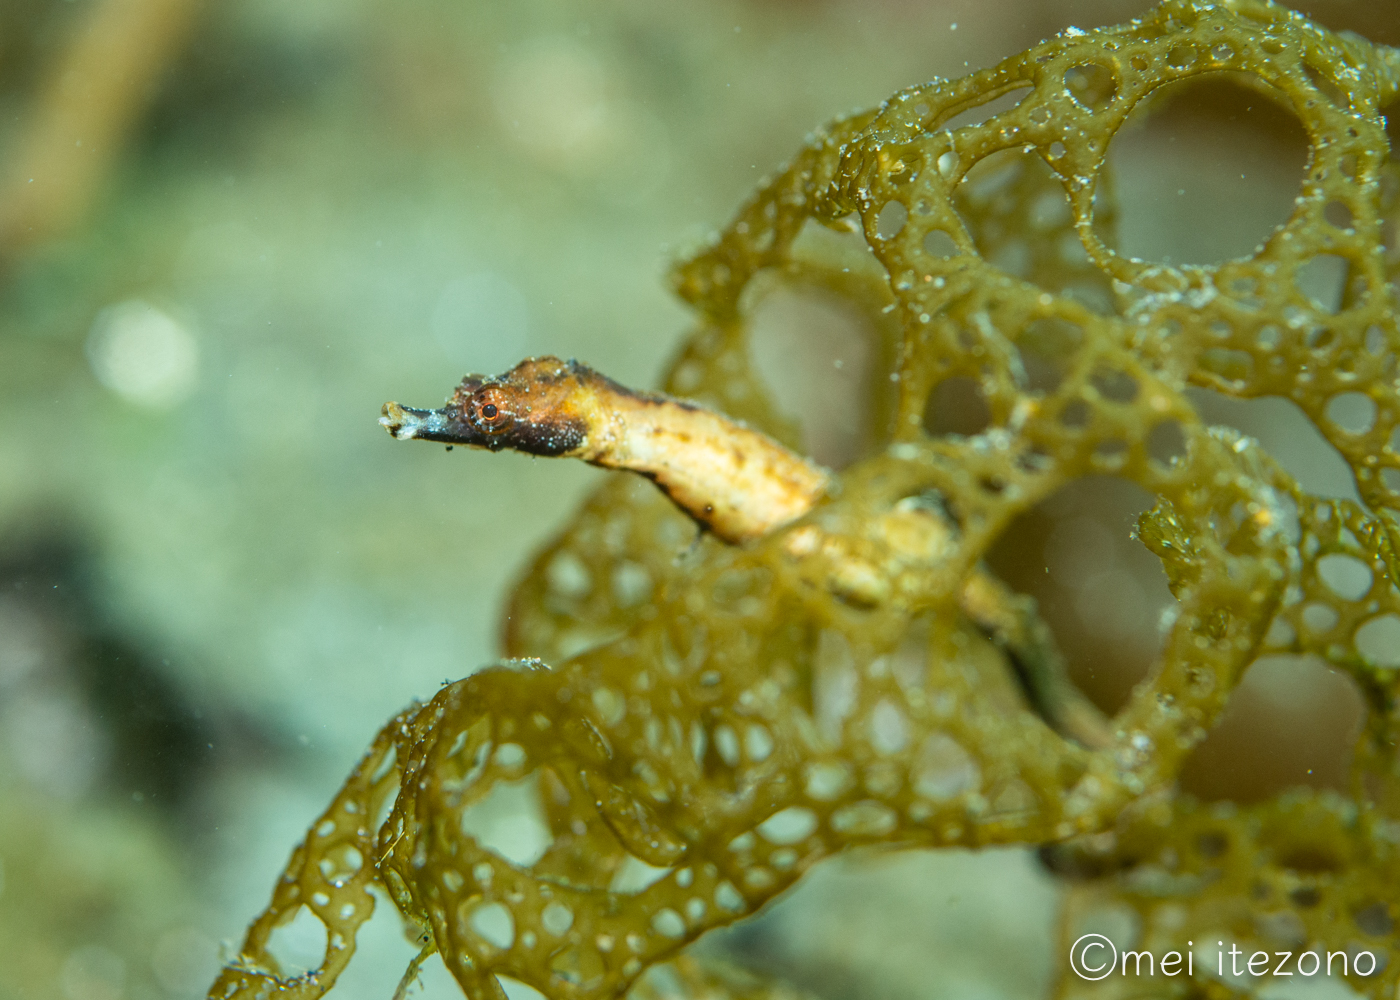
1;1;1397;998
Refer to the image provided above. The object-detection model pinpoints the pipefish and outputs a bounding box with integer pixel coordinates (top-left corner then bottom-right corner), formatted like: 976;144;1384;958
380;356;829;544
380;356;1111;748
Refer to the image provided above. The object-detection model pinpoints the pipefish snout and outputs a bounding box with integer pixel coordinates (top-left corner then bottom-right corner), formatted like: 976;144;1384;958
380;356;831;543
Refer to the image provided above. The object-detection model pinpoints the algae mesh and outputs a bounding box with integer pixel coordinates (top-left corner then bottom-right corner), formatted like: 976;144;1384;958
208;1;1400;998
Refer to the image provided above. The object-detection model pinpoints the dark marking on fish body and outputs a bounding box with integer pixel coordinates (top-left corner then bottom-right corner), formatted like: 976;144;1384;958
505;415;587;457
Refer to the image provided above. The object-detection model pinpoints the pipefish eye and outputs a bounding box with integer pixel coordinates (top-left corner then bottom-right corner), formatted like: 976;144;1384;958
471;388;510;432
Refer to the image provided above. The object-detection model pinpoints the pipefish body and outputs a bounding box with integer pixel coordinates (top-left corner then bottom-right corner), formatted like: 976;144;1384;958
379;356;830;544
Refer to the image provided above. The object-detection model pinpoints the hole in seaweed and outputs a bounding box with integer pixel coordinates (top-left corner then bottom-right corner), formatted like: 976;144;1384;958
985;477;1176;714
547;550;592;600
914;734;980;800
955;148;1111;302
1296;254;1349;313
1178;655;1363;804
1093;440;1129;468
748;282;877;469
611;561;652;608
609;855;674;894
988;239;1031;278
652;908;686;938
757;807;819;845
1196;831;1228;858
868;699;909;755
1147;420;1187;466
1032;190;1072;230
1090;368;1138;403
814;630;858;746
1355;613;1400;667
468;902;515;949
317;843;364;887
1198;348;1254;390
714;724;741;766
788;216;885;279
1316;553;1372;601
1226;274;1258;296
1324;200;1354;230
923;376;992;437
1059;399;1091;429
1016;317;1082;394
922;229;960;257
1300;602;1339;634
805;760;854;801
1102;74;1308;265
874;201;908;240
1304;61;1351;110
1018;447;1053;474
266;906;328;977
459;773;554;867
1166;45;1196;69
1291;886;1321;908
373;786;400;839
1185;387;1362;503
1253;908;1306;945
958;147;1025;203
1355;903;1394;937
1065;63;1116;110
541;899;575;935
936;85;1033;132
1264;616;1296;648
1325;391;1376;434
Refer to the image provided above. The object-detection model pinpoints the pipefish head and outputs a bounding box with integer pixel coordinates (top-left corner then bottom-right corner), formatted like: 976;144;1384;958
380;356;590;457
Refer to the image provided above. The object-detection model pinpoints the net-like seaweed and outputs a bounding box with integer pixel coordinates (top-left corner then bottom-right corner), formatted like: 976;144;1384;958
209;1;1400;997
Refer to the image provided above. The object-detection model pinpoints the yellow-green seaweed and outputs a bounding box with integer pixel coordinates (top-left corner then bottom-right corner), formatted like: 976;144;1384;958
209;2;1400;997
